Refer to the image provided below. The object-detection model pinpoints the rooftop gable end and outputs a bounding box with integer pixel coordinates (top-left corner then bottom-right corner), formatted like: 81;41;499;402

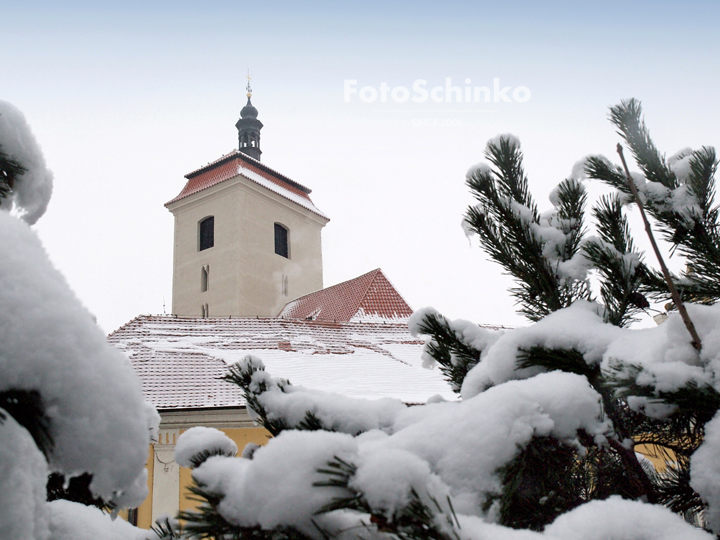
278;268;413;322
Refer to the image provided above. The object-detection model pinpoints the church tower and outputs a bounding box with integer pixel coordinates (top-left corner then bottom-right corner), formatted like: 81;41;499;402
166;83;329;318
235;80;263;161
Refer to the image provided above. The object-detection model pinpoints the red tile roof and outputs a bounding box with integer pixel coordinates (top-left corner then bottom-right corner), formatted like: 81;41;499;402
165;150;326;219
107;315;458;409
278;269;414;322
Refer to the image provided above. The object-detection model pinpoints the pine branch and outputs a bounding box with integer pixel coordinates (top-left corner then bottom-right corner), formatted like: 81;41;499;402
582;196;649;327
653;461;707;516
518;346;665;505
149;516;183;539
179;482;316;540
490;437;575;530
314;456;460;540
223;360;291;436
583;239;648;327
685;147;719;220
0;390;53;458
609;99;675;188
553;178;589;256
224;360;372;436
0;144;26;200
485;436;625;531
186;448;236;469
485;137;537;209
413;312;482;393
465;140;590;321
516;347;595;378
47;472;109;510
593;193;636;254
587;102;720;308
604;361;720;424
313;456;368;515
297;411;336;432
616;143;702;350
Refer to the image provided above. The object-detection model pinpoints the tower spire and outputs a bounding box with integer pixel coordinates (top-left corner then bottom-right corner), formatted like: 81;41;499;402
236;70;263;160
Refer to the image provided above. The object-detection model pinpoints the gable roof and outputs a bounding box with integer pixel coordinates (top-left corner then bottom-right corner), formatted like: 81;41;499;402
107;315;467;410
278;269;414;323
165;150;328;219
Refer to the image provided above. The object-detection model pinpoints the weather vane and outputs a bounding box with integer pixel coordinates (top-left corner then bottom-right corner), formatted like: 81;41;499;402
246;69;252;98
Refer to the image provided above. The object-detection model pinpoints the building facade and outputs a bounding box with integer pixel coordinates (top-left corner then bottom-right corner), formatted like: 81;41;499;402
166;91;329;318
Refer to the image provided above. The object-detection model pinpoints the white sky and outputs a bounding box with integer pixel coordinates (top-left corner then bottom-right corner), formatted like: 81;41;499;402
4;0;720;333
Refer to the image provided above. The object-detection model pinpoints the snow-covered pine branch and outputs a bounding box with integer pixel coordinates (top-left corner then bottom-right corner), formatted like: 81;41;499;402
0;101;158;539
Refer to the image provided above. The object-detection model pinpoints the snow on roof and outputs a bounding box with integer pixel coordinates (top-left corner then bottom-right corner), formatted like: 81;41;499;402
278;269;413;322
165;150;327;219
107;315;457;410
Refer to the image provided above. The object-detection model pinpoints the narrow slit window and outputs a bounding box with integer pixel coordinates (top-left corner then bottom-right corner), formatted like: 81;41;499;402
201;265;209;292
274;223;289;258
199;216;214;251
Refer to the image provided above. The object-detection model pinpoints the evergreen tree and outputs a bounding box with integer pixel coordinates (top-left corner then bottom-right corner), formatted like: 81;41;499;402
175;101;720;539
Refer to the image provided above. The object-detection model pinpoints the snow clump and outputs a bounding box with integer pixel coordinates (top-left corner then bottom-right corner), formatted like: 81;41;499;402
187;370;610;534
0;100;53;224
487;133;521;151
0;211;157;504
176;426;238;468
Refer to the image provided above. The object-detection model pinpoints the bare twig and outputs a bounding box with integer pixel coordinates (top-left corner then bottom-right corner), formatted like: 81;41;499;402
616;143;702;351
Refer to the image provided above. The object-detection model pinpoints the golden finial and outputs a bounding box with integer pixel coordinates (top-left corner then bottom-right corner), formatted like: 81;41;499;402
246;69;252;98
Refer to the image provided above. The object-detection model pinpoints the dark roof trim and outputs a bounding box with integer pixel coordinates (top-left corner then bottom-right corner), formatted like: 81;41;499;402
185;151;312;195
157;406;246;413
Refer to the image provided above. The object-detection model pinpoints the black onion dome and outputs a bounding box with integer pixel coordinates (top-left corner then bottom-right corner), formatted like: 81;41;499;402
240;97;258;119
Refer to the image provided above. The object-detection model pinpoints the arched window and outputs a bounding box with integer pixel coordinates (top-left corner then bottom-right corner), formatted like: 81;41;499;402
199;216;214;251
274;223;289;258
201;265;209;292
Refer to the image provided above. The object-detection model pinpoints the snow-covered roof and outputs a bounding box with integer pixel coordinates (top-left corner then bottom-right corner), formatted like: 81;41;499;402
165;150;327;219
107;315;458;410
278;268;413;322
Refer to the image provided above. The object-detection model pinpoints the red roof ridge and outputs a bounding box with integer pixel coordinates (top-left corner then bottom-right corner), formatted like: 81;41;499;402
183;150;312;194
164;151;327;221
287;268;380;307
183;150;238;179
107;314;148;338
359;268;413;314
356;268;382;307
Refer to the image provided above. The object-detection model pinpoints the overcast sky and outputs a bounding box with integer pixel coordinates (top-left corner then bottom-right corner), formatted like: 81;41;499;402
4;0;720;333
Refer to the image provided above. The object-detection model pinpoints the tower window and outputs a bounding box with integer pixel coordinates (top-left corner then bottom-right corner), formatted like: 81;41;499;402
274;223;289;258
199;216;214;251
201;265;209;292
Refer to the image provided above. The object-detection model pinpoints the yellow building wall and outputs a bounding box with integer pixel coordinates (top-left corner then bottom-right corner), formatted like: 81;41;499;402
635;443;672;472
136;446;156;530
136;426;271;529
